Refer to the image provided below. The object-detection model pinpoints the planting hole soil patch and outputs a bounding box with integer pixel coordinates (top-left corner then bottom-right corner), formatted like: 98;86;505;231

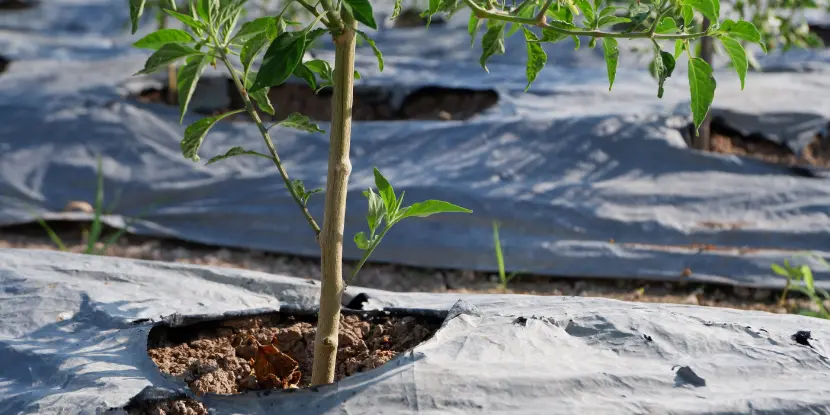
136;309;441;412
0;0;36;10
393;8;446;28
134;81;498;122
691;119;830;169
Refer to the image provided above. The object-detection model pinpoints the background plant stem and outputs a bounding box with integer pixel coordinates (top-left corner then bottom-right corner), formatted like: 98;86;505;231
311;12;356;386
693;18;714;151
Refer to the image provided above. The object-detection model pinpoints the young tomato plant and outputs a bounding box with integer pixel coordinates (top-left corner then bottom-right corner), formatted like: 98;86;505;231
127;0;760;386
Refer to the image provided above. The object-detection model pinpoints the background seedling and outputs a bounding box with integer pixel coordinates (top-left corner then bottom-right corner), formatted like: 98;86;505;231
492;221;519;291
772;253;830;319
126;0;761;386
31;156;153;256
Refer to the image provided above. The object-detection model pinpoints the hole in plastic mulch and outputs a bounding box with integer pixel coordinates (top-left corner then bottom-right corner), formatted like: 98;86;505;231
132;306;446;413
0;0;37;10
132;78;499;123
683;117;830;173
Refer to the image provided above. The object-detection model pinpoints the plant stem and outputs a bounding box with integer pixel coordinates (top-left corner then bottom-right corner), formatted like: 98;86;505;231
777;280;791;308
220;54;322;235
310;11;357;386
318;0;343;30
296;0;331;26
462;0;705;40
348;226;392;283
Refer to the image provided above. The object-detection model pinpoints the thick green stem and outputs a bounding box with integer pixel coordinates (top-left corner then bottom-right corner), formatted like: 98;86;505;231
311;13;357;386
220;55;322;235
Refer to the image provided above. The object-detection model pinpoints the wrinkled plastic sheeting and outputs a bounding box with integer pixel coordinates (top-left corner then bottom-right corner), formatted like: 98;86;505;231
1;249;829;414
2;2;830;288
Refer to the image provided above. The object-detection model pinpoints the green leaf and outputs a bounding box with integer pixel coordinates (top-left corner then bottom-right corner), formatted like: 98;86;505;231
135;43;201;75
196;0;210;22
181;110;245;162
801;265;815;293
250;32;306;93
681;5;694;27
650;50;675;98
302;28;327;50
397;200;473;221
344;0;378;30
129;0;147;34
177;54;211;123
291;179;322;206
719;36;747;90
468;14;482;47
598;5;621;18
597;15;630;28
683;0;718;25
674;39;685;58
601;38;619;91
687;57;716;135
206;146;273;165
771;263;789;277
523;28;547;92
541;24;572;43
391;0;403;19
655;17;678;34
293;64;318;91
627;3;651;29
720;19;765;51
372;168;397;215
273;113;324;133
233;16;277;41
164;9;207;33
363;188;385;234
574;0;595;26
133;29;195;50
245;71;275;115
304;59;334;88
480;21;506;72
354;232;370;250
240;32;270;74
356;31;383;71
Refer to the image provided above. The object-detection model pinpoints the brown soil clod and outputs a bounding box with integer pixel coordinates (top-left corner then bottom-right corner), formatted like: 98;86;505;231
133;81;498;123
146;310;440;398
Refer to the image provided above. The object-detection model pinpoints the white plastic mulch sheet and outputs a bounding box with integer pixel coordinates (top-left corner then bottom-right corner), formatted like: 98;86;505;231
0;249;829;414
1;1;830;288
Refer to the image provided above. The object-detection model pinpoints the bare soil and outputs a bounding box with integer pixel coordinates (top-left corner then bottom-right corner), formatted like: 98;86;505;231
1;222;821;315
710;132;830;168
135;82;499;122
393;8;446;28
0;0;36;10
125;397;207;415
124;311;438;414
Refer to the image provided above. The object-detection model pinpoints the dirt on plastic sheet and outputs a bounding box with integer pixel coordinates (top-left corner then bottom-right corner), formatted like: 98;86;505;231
146;312;438;396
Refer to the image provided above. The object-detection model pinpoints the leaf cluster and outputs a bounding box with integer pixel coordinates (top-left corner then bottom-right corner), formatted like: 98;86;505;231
772;255;830;319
